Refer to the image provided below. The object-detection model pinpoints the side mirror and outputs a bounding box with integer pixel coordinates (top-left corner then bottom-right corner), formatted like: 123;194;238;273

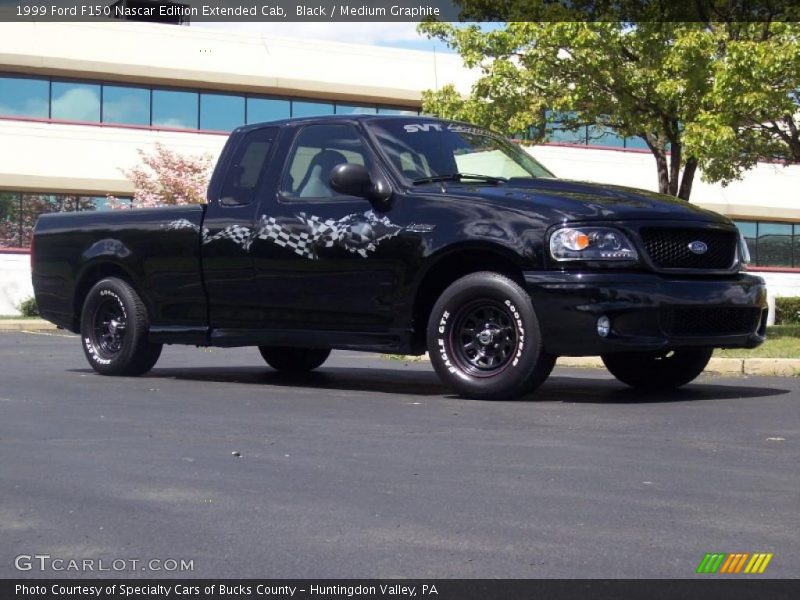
330;163;393;211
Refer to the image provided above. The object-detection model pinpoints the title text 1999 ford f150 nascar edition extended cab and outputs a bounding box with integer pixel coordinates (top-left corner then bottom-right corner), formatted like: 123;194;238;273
32;116;767;399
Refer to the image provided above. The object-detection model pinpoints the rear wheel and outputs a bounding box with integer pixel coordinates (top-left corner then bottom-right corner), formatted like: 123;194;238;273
426;271;555;400
601;347;713;390
259;346;331;373
80;277;162;376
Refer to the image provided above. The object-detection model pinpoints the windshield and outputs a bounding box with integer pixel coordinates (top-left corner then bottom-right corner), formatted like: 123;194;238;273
365;119;554;183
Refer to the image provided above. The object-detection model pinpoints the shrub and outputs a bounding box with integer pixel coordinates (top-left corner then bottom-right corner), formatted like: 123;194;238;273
17;296;39;317
774;296;800;325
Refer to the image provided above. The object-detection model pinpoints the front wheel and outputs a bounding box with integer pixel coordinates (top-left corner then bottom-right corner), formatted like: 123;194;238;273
426;272;555;400
259;347;331;373
80;277;162;376
601;347;713;390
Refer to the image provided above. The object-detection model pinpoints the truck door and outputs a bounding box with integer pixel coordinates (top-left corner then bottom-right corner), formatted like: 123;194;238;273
202;126;280;328
249;122;407;333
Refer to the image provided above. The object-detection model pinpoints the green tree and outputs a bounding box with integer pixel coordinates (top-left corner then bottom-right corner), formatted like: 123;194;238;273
419;12;800;200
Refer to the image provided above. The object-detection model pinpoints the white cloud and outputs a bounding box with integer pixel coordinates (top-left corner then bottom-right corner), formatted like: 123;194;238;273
193;21;429;47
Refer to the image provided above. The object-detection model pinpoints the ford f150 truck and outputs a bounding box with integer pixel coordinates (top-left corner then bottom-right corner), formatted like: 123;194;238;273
32;115;768;399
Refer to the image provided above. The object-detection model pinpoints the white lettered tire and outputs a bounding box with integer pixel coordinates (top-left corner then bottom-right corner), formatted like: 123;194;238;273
80;277;162;376
426;272;555;399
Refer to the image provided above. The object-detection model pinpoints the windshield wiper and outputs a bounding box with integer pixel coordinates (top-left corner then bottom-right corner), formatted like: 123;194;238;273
411;173;507;185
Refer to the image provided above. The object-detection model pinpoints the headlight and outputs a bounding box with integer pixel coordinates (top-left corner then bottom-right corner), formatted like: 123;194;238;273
549;227;638;261
738;231;751;264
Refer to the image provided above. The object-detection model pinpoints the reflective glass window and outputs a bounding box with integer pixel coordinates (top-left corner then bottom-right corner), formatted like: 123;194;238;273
200;93;245;132
220;127;278;206
377;107;418;115
624;136;649;150
0;192;22;248
246;97;290;123
336;104;377;115
51;81;100;122
0;76;49;118
103;85;150;126
588;125;625;148
291;100;334;118
758;222;793;267
152;89;198;129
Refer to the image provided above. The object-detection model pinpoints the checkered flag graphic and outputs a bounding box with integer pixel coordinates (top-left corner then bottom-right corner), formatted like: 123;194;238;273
255;215;317;258
203;225;254;250
167;210;406;259
163;218;200;233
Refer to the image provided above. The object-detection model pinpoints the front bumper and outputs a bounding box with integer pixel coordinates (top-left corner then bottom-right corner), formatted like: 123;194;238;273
525;271;768;356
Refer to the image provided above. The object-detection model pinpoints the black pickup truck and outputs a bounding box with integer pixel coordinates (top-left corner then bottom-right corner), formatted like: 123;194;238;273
32;115;767;399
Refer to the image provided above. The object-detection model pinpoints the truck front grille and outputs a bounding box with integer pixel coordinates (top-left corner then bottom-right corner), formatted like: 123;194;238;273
640;228;737;270
660;307;761;336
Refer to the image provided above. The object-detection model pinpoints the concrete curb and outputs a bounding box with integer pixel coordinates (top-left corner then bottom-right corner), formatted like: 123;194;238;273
556;356;800;377
0;318;57;332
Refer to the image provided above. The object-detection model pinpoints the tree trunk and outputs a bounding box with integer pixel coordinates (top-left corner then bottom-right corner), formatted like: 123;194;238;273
668;141;681;196
678;157;698;200
653;151;670;195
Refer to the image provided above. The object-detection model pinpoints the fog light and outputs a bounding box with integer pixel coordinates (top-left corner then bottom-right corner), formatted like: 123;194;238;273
597;315;611;338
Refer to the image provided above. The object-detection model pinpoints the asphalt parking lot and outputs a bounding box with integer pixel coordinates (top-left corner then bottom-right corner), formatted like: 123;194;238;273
1;330;797;579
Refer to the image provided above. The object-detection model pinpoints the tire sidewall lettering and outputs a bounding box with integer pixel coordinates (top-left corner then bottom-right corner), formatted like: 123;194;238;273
84;286;127;365
438;295;527;377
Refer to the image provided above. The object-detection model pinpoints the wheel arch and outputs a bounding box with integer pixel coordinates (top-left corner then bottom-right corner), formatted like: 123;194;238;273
71;261;140;332
410;243;527;350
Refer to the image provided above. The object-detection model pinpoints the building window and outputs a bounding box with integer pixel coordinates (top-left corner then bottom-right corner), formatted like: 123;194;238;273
246;97;290;124
0;192;132;250
757;222;793;268
291;100;335;118
103;85;150;126
734;220;799;268
336;104;377;115
51;81;101;122
0;72;421;131
200;93;245;132
587;124;625;148
377;107;418;115
152;89;198;129
0;75;49;118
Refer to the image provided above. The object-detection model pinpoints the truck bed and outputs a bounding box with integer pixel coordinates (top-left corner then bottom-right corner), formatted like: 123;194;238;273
32;205;207;333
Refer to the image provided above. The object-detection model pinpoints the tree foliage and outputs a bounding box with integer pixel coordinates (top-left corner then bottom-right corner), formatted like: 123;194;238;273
419;6;800;199
111;143;213;209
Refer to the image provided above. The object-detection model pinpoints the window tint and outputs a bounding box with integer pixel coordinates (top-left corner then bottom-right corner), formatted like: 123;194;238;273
336;104;377;115
292;100;334;118
247;98;290;123
219;127;278;206
51;82;100;122
281;124;369;199
758;222;793;268
103;85;150;126
735;221;758;265
0;192;131;249
0;192;21;248
152;89;198;129
0;76;49;118
200;93;245;132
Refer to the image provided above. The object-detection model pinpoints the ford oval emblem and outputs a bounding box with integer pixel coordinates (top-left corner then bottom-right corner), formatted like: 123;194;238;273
688;241;708;255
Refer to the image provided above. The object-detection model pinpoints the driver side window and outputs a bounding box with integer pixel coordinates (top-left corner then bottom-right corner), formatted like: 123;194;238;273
281;124;369;199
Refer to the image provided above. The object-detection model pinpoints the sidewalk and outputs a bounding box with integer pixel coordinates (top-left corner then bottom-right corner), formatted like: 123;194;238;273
557;356;800;377
0;318;57;332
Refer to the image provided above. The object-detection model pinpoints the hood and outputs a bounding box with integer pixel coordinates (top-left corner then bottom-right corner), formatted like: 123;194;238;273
436;177;730;224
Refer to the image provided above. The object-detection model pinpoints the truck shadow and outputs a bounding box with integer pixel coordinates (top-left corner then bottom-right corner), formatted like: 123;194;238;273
127;366;790;404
